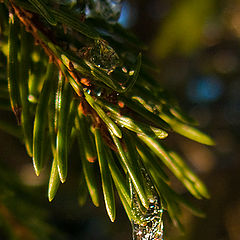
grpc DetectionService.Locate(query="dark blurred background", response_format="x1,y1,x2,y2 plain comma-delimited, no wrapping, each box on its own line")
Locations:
1,0,240,239
120,0,240,239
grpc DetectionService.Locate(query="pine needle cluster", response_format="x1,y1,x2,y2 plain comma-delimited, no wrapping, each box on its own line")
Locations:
0,0,214,237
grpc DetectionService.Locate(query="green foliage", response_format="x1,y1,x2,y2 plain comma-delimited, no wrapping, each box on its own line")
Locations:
0,0,214,238
152,0,217,57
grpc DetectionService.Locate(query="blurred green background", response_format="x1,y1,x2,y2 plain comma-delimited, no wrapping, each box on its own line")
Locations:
1,0,240,239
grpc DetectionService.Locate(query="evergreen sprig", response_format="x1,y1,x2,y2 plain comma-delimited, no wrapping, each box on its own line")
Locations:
0,0,214,236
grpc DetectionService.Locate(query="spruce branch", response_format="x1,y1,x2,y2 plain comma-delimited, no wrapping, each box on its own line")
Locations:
0,0,215,238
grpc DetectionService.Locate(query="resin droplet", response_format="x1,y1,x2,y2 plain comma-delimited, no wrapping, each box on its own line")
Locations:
86,0,123,23
88,40,121,74
131,170,164,240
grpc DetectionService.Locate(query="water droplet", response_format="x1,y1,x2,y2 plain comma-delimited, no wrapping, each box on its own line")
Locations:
131,170,164,240
122,66,128,73
88,40,121,74
152,107,158,114
28,94,37,103
95,88,102,97
129,70,135,76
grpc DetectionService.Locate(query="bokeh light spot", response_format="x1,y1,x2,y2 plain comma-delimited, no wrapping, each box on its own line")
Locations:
187,76,223,103
118,1,137,28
